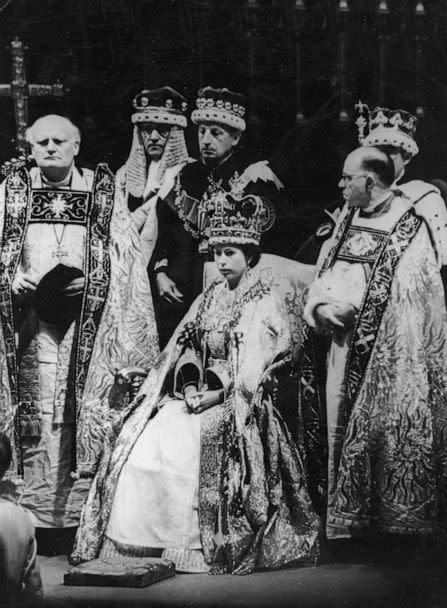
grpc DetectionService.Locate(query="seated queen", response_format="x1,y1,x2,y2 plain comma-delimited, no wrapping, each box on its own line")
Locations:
71,194,320,574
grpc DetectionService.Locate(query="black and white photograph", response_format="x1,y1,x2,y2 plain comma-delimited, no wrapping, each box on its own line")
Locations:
0,1,446,607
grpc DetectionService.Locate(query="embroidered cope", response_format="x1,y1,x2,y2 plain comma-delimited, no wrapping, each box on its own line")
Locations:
300,196,447,538
0,164,159,529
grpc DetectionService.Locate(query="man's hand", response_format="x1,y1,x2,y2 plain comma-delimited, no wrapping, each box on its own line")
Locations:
314,303,346,332
314,302,357,334
63,277,85,296
156,272,183,304
185,389,223,414
333,301,357,330
12,273,37,296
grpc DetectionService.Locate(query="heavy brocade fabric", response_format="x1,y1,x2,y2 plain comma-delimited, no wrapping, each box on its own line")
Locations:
328,224,447,534
72,277,320,572
398,179,447,267
301,217,447,535
116,144,189,266
0,165,159,485
74,167,159,478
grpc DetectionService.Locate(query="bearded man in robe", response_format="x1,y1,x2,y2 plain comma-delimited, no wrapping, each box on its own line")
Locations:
0,114,158,552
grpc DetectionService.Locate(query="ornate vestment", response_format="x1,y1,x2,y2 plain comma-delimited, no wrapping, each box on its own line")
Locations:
72,276,320,573
300,198,447,537
307,178,447,272
0,164,159,527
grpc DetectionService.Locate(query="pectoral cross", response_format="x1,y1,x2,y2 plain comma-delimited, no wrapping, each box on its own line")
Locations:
52,244,68,260
0,38,65,150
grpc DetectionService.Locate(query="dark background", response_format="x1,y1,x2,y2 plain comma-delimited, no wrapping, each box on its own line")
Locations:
0,0,446,253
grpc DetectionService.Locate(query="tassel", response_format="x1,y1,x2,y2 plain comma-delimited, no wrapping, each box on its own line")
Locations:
19,418,42,439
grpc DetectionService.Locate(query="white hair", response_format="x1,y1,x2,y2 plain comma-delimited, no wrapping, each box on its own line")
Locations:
26,114,81,145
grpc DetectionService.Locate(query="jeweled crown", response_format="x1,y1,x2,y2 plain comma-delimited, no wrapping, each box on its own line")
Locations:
355,101,419,156
208,190,274,247
132,86,188,128
191,86,247,132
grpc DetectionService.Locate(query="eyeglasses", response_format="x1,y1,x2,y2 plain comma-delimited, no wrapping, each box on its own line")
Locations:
339,172,368,184
140,124,170,138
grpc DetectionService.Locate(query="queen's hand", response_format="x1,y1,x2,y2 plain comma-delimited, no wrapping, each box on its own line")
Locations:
185,388,224,414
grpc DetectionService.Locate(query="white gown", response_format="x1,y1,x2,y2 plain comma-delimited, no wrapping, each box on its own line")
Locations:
106,397,201,550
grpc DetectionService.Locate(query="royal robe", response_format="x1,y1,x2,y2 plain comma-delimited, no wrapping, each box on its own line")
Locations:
72,275,320,574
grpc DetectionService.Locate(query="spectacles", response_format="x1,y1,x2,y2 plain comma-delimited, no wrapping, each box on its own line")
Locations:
140,124,170,138
339,172,368,184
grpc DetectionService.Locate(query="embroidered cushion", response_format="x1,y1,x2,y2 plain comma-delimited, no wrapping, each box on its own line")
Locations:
64,556,175,588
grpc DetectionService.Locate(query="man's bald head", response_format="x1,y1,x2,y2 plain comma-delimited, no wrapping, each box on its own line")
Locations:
26,114,81,182
346,146,395,188
339,146,395,208
26,114,81,146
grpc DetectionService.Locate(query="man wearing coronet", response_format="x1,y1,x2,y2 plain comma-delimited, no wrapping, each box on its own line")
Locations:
152,86,282,346
296,103,447,276
117,87,190,266
356,102,447,274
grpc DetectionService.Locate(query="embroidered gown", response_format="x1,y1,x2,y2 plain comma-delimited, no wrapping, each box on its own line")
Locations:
72,276,320,573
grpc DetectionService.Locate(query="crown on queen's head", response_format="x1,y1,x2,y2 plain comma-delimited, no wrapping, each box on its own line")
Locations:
191,86,247,132
355,101,419,157
208,192,274,247
131,86,188,128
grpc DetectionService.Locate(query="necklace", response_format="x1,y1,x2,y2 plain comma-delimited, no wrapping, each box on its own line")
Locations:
52,225,68,259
